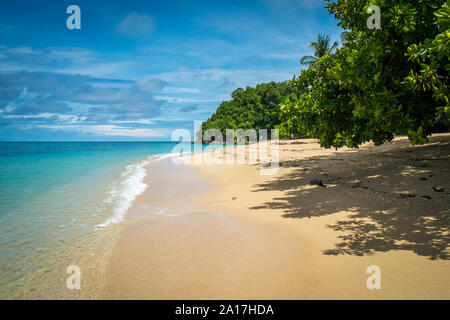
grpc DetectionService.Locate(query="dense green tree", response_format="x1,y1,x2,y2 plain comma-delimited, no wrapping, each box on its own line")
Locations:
199,81,295,141
280,0,449,148
405,2,449,128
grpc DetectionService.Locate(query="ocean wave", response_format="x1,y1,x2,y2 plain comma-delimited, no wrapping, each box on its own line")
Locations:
96,158,149,228
96,152,186,229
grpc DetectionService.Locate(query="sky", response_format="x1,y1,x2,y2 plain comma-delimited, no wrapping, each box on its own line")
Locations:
0,0,342,141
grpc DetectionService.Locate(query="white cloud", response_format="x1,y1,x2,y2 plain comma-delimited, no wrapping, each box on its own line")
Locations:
61,60,142,78
154,96,226,103
0,71,165,121
162,87,202,94
117,13,156,38
110,119,155,124
40,124,165,137
154,67,292,88
1,113,85,123
133,77,167,92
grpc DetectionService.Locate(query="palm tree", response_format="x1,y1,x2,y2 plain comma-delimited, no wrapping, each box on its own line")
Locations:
300,34,338,66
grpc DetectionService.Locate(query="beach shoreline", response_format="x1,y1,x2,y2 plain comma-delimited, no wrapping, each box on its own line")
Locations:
102,134,450,299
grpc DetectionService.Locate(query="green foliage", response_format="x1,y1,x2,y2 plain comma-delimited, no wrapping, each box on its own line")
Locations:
199,81,295,140
280,0,449,148
405,2,450,125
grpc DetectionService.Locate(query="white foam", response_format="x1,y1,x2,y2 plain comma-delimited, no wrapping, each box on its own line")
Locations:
96,158,150,228
96,152,191,229
152,151,191,162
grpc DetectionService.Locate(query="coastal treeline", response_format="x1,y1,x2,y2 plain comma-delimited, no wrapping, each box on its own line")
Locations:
201,0,449,148
279,0,449,148
199,81,296,139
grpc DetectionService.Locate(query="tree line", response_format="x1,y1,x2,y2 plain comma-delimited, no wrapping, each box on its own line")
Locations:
199,81,296,141
201,0,449,148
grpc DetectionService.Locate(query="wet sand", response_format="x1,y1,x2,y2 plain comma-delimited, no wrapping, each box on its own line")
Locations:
103,134,450,299
102,159,307,299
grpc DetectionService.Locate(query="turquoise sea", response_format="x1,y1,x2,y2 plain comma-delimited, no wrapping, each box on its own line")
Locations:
0,141,193,299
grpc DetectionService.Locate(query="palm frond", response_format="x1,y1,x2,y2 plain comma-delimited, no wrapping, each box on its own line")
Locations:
330,41,339,52
300,56,316,65
300,33,338,66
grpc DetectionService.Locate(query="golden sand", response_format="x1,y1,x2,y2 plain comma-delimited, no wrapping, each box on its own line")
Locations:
103,134,450,299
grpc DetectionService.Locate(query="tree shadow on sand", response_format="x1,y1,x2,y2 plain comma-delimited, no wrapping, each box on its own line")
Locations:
250,136,450,260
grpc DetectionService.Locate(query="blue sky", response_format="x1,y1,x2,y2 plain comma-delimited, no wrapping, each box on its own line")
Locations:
0,0,342,141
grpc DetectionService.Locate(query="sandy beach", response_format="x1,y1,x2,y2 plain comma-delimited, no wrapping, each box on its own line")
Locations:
103,134,450,299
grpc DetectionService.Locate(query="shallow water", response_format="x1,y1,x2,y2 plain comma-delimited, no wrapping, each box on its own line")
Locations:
0,141,187,299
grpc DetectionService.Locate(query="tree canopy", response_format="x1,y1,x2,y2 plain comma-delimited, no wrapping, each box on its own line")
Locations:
279,0,449,148
199,81,295,140
201,0,449,148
